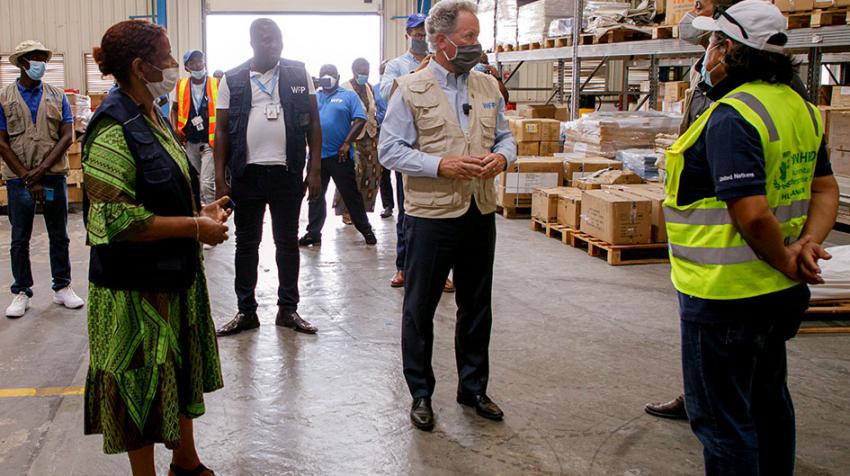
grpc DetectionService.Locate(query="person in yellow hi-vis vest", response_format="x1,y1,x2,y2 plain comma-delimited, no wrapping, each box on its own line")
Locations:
663,1,839,473
170,50,218,206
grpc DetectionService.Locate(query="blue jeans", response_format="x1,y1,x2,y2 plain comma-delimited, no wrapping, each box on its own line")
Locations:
6,176,72,296
681,316,800,476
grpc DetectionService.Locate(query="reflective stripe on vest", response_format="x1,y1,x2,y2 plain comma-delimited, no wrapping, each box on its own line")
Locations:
661,81,822,300
176,77,218,146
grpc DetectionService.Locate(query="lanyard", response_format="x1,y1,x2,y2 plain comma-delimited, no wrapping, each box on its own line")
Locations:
251,72,279,98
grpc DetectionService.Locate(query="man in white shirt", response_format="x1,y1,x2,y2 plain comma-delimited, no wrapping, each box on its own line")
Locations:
214,18,323,337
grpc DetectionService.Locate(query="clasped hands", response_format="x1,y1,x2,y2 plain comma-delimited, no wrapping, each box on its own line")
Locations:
780,235,832,285
437,153,507,180
196,195,233,246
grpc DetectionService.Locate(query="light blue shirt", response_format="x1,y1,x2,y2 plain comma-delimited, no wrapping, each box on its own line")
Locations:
378,60,517,178
379,52,421,102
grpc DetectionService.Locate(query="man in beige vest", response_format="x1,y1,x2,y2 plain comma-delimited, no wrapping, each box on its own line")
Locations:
0,41,83,319
378,0,516,432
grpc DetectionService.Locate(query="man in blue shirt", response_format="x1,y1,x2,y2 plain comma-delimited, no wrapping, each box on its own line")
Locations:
375,60,394,220
301,64,377,246
0,40,84,319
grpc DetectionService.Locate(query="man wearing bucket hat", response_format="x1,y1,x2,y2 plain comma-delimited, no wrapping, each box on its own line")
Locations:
0,40,84,319
170,50,219,207
662,0,839,472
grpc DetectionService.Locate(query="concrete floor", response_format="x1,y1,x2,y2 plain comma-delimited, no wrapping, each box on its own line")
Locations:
1,202,849,476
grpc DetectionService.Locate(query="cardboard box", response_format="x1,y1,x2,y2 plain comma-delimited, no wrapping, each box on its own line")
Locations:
557,187,583,229
772,0,814,11
510,119,542,142
67,185,84,203
580,189,652,245
602,184,668,242
662,100,685,115
497,157,565,207
832,87,850,108
554,105,569,122
0,186,6,207
518,142,540,156
68,140,81,155
828,110,850,151
663,81,689,102
532,187,572,222
539,119,562,142
561,155,623,184
90,93,107,111
539,141,562,156
68,152,82,169
575,169,644,190
665,0,695,26
523,104,557,119
67,169,84,185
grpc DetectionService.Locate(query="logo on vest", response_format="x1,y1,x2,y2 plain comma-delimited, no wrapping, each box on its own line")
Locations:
291,86,307,94
483,101,497,109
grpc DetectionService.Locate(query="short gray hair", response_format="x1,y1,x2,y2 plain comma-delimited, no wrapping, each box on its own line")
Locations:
426,0,478,52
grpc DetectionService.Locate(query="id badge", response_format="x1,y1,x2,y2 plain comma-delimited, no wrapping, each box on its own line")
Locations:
265,103,280,120
191,116,205,131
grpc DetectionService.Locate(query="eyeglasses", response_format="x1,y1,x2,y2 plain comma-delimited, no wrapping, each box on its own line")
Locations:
714,7,749,40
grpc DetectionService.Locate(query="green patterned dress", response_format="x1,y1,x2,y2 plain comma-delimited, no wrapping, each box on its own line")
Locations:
82,116,223,454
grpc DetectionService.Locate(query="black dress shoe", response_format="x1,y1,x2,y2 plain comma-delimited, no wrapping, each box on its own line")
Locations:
380,207,393,219
298,234,321,247
216,312,259,337
645,394,688,420
275,310,318,334
363,231,377,246
457,393,504,421
410,397,434,431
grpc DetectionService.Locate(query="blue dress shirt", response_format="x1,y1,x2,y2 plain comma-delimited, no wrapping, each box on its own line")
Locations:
0,80,73,130
378,60,517,178
379,52,422,102
373,83,387,126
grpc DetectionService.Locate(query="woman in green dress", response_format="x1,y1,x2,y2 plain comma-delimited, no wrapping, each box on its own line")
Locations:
83,20,230,476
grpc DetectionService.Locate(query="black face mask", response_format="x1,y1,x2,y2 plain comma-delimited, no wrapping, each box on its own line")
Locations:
445,40,483,74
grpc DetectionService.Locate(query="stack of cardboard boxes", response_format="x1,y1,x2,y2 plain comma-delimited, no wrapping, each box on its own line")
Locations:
509,118,563,156
496,156,564,209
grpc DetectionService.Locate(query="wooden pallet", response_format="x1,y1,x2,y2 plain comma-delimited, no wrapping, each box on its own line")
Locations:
567,231,669,266
544,36,570,49
786,7,850,29
652,25,678,40
497,205,531,219
530,218,573,239
584,29,652,45
518,42,543,51
801,300,850,334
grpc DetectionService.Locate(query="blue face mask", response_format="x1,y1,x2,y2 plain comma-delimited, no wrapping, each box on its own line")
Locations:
25,61,46,81
356,74,369,86
473,63,488,73
700,44,720,88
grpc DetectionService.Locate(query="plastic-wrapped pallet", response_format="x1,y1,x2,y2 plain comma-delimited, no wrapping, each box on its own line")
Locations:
616,149,659,180
563,111,680,159
517,0,574,45
478,0,518,50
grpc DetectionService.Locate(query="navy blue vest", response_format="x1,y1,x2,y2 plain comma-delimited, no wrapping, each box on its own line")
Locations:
83,89,200,292
183,91,209,144
225,58,312,178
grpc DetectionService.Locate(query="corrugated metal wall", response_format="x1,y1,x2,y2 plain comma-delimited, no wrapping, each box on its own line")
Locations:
383,0,417,63
0,0,151,92
167,0,204,79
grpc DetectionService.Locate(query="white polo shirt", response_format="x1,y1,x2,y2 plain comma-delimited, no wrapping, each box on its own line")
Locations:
216,67,315,165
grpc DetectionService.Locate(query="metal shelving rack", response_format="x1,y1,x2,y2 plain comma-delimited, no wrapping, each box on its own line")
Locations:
487,4,850,120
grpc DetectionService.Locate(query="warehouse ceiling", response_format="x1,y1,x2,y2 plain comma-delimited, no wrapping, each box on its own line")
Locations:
206,0,381,13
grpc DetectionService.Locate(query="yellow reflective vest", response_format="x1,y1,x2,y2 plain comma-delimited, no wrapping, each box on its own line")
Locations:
663,81,823,300
176,77,218,146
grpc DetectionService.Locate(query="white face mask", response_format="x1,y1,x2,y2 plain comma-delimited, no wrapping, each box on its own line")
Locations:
144,62,179,100
190,69,207,80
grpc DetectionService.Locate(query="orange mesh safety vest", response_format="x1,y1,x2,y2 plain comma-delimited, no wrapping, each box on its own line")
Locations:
176,77,218,146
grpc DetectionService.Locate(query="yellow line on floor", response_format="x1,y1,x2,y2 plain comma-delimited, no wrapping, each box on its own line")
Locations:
0,386,84,398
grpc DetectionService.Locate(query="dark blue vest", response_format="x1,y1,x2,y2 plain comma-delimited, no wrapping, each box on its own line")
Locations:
225,58,312,178
83,89,200,292
183,91,209,144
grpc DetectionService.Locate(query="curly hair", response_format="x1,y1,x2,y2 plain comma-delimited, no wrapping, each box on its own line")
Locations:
93,20,167,83
716,31,795,85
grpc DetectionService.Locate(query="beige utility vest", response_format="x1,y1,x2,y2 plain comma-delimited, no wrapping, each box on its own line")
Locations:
396,68,502,219
0,82,69,179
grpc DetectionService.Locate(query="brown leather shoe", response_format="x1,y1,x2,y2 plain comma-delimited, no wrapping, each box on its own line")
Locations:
215,312,260,337
443,278,455,293
391,271,405,288
644,394,688,420
275,310,318,334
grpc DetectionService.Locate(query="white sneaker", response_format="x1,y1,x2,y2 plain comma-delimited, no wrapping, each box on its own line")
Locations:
6,292,30,318
53,287,85,309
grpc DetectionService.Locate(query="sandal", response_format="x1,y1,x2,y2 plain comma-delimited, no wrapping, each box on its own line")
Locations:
168,463,215,476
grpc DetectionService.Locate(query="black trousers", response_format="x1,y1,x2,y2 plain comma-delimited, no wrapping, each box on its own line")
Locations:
380,167,394,210
306,157,372,237
395,171,406,271
231,164,304,314
401,200,496,399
